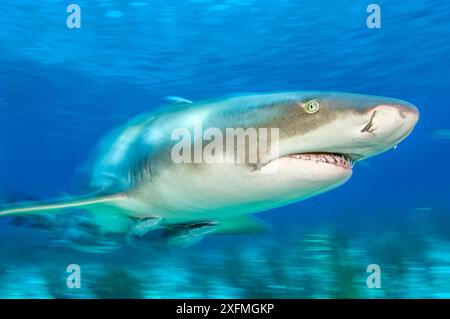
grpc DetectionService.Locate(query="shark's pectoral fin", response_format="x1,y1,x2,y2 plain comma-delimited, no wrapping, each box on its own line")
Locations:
165,221,217,247
164,216,271,247
130,216,163,237
213,215,272,235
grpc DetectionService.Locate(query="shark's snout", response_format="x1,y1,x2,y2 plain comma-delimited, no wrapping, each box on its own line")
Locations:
397,103,419,119
348,101,419,161
362,103,419,141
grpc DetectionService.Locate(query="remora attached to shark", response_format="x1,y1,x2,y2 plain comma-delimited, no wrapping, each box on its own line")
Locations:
0,92,419,247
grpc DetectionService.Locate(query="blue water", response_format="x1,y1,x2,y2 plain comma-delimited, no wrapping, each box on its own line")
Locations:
1,0,450,298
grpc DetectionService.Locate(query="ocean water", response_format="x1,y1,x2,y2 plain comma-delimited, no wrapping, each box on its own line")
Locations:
0,0,449,298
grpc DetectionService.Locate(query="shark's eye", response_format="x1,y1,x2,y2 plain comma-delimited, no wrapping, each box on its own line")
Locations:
304,100,320,113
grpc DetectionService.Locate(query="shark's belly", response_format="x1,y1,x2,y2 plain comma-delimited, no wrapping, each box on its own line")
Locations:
124,161,331,224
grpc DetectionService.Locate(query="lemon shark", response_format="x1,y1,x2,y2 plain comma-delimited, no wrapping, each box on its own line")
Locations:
0,92,419,247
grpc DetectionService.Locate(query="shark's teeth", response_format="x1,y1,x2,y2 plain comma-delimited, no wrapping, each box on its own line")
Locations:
288,153,353,169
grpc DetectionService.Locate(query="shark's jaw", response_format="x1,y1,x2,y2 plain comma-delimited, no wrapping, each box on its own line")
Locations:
282,152,355,170
258,151,354,193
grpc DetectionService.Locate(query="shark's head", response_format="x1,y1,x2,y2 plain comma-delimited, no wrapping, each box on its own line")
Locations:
243,91,420,204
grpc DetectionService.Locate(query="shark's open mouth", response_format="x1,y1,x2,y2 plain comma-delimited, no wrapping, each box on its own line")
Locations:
287,152,356,170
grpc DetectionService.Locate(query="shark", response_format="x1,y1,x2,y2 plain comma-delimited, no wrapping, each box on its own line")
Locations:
0,92,419,247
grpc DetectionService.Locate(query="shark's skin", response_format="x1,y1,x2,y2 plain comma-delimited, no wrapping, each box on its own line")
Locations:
0,92,419,246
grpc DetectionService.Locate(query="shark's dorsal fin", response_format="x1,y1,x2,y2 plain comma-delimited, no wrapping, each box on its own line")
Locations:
163,96,193,105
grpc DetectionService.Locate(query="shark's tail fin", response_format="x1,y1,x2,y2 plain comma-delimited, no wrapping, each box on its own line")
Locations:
0,194,126,218
0,193,134,234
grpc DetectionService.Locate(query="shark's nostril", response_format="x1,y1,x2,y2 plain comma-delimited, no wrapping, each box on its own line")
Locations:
361,110,377,133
